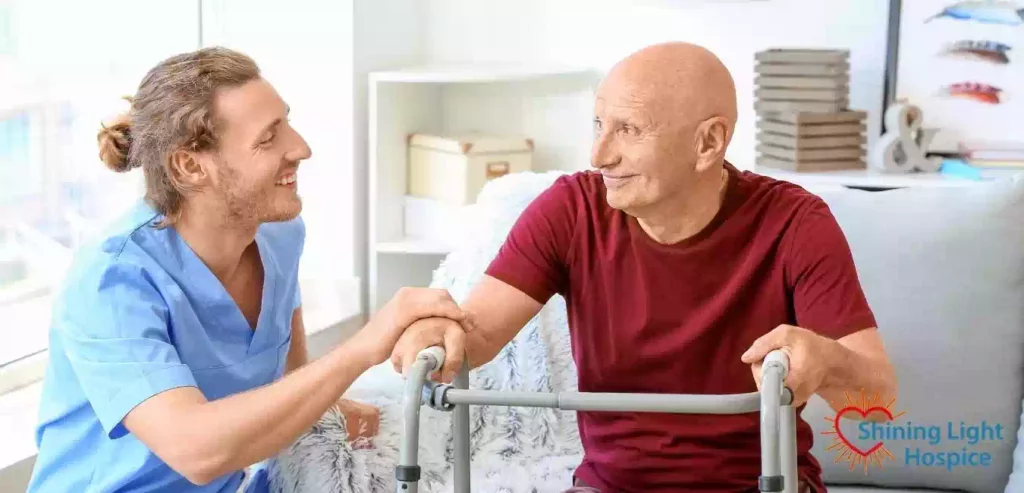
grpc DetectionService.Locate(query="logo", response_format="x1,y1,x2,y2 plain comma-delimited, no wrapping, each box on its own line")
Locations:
821,389,1004,474
821,389,904,472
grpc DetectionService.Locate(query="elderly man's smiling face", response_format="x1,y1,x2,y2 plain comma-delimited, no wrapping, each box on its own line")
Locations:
591,74,697,214
590,42,737,218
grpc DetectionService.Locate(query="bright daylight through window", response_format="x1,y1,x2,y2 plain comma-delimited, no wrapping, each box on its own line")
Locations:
0,0,358,397
0,0,202,395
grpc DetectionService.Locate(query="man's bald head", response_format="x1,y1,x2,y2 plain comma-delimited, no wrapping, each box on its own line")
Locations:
600,42,738,139
591,42,738,217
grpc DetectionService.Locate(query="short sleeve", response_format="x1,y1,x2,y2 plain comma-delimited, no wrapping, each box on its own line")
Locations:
484,176,579,304
292,216,305,311
784,198,877,340
58,261,198,439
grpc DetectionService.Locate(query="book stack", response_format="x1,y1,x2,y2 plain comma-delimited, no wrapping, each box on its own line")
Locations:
754,48,867,172
964,143,1024,169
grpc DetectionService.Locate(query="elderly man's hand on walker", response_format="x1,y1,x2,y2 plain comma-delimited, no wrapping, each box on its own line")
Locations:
742,324,837,407
391,315,469,384
742,324,897,418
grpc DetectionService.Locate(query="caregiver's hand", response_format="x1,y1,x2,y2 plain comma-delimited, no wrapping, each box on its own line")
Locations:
333,398,380,446
348,287,466,368
391,316,467,383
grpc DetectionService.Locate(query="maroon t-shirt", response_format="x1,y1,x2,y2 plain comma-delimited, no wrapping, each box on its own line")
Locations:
484,163,877,492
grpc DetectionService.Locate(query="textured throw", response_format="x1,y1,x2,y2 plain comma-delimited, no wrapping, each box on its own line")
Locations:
269,171,588,493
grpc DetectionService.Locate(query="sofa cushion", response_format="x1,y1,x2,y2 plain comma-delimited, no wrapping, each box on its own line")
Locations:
799,175,1024,493
828,487,960,493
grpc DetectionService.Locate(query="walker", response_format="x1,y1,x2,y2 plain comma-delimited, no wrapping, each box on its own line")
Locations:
395,347,798,493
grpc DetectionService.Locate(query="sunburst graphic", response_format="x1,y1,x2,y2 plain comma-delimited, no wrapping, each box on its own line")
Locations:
820,388,906,474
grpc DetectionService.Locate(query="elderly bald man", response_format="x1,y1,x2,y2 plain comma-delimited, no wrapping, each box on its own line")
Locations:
392,42,898,493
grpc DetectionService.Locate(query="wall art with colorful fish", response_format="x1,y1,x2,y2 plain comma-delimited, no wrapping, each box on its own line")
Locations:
891,0,1024,149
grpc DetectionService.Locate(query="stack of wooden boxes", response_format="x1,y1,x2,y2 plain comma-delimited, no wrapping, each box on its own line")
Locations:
754,48,867,172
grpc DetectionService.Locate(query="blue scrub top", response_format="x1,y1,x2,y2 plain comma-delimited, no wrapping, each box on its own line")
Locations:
26,201,304,493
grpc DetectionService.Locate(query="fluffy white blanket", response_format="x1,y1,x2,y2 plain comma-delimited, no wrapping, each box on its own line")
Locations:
269,171,586,493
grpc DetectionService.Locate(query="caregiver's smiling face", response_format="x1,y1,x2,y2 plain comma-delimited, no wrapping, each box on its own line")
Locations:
193,77,313,224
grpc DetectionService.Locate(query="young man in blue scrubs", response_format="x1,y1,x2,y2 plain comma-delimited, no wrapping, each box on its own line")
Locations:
26,47,468,492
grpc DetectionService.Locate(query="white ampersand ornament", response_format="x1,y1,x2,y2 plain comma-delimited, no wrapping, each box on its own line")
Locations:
871,103,943,173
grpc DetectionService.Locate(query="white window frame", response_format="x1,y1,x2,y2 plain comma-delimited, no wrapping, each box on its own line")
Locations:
0,99,76,396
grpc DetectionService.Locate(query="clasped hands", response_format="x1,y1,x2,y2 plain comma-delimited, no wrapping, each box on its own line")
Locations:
390,315,470,384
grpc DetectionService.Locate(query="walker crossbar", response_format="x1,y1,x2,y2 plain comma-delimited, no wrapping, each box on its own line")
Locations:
395,347,797,493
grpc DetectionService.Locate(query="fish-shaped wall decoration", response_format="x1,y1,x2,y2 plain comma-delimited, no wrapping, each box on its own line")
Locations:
941,82,1003,104
926,1,1024,25
941,40,1013,64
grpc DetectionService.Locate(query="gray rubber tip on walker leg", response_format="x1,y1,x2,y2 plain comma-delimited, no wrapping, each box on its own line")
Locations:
395,465,420,482
759,475,784,492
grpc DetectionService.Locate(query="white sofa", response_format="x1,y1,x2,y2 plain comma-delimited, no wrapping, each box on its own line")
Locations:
274,171,1024,493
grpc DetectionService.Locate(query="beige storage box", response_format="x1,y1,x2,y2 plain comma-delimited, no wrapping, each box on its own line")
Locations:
407,133,534,204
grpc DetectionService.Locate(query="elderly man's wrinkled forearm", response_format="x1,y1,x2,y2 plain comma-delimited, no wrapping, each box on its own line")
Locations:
462,326,506,371
817,337,898,421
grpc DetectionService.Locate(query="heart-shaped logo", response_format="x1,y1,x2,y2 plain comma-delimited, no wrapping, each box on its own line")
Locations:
834,406,896,456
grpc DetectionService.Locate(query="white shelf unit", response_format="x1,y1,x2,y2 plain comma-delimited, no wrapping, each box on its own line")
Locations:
367,64,601,312
754,165,1023,192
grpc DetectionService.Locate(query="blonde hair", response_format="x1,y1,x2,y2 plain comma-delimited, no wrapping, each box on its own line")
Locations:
96,46,261,225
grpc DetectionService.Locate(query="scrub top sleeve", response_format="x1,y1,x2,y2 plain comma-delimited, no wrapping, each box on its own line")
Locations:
290,216,305,312
59,261,199,439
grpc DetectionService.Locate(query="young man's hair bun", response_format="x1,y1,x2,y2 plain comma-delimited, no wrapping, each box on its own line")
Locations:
97,112,135,172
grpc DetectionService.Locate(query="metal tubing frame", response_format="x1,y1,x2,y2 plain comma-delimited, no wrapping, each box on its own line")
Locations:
396,348,798,493
394,350,441,492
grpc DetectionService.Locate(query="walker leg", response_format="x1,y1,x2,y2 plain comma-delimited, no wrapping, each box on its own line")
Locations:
396,349,446,493
759,384,783,492
759,350,790,493
453,362,471,493
396,376,425,492
781,405,798,493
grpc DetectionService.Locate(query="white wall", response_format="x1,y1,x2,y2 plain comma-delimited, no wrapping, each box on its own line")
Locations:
203,0,356,282
422,0,892,170
353,0,426,314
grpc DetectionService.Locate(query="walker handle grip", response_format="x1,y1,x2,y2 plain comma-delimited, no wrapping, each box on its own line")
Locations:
763,349,789,378
417,346,446,374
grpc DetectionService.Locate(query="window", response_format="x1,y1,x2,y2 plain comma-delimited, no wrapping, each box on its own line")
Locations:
0,0,201,395
0,0,358,397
